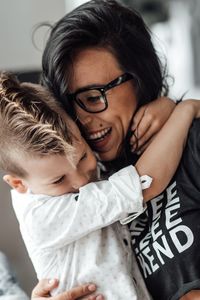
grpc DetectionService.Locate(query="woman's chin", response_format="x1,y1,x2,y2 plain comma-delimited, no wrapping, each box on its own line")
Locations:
97,148,119,162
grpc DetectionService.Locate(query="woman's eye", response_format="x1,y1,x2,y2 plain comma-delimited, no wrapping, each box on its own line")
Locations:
53,175,65,185
87,96,101,103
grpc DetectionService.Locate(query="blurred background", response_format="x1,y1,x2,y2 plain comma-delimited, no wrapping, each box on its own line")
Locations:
0,0,200,297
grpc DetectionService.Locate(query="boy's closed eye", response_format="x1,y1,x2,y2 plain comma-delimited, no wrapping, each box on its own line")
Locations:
52,175,65,185
79,152,87,162
51,152,87,185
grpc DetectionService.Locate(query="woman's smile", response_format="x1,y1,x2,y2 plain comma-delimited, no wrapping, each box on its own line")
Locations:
86,127,112,151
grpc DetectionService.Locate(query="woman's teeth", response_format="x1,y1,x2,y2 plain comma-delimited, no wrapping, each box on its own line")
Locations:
88,128,111,141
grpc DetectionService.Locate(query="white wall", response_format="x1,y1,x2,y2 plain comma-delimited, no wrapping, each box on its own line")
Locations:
65,0,88,12
0,0,66,71
151,0,200,98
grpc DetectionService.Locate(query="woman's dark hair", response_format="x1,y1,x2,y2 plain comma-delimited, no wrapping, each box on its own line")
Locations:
41,0,169,114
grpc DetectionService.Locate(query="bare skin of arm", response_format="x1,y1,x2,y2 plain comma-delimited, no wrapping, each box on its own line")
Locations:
180,290,200,300
135,99,200,202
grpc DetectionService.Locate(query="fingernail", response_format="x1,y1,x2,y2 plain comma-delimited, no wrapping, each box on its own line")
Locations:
48,279,56,285
96,295,104,300
88,284,96,291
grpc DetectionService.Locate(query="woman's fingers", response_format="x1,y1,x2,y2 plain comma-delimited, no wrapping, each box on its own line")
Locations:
81,294,104,300
31,279,59,298
54,284,97,300
31,280,100,300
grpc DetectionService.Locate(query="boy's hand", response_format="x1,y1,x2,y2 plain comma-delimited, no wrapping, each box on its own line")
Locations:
180,290,200,299
130,97,175,154
31,279,104,300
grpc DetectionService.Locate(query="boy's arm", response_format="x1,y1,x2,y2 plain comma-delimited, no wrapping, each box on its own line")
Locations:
135,99,200,201
16,166,144,248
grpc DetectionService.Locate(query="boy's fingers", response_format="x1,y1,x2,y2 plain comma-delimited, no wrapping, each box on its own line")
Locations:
131,106,146,131
131,120,151,151
134,114,152,140
130,132,137,145
136,124,158,150
136,135,156,155
131,131,156,153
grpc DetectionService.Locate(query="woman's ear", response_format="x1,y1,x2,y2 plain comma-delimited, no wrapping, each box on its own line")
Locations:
3,175,28,193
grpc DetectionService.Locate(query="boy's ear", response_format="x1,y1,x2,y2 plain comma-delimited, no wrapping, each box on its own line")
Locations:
3,175,28,193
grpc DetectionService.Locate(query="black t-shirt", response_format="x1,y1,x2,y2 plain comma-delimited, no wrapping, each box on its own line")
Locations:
130,119,200,300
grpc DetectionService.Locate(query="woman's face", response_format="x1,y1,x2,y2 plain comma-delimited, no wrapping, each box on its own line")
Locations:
68,48,138,161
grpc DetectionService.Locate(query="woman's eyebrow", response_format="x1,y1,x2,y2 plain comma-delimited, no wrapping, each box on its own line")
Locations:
74,82,105,93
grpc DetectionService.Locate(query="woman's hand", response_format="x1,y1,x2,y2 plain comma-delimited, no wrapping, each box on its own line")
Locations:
31,279,104,300
130,97,175,153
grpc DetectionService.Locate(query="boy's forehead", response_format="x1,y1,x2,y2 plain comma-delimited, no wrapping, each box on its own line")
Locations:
63,113,81,136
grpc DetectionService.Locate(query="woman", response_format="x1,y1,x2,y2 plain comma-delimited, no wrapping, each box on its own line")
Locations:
34,0,200,299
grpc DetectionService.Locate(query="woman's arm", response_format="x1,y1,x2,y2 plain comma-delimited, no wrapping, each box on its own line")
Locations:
135,99,200,201
31,279,103,300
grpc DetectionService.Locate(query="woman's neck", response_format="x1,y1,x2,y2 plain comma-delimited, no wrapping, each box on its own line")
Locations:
102,142,139,175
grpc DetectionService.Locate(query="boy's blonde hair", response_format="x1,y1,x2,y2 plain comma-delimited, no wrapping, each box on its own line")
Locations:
0,72,76,178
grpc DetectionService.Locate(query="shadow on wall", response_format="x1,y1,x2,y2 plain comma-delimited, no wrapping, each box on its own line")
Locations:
0,71,41,296
0,173,37,295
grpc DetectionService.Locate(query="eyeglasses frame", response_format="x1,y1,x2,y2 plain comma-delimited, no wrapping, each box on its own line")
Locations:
67,72,134,113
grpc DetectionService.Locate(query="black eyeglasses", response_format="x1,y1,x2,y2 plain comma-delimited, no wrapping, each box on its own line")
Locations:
67,73,134,113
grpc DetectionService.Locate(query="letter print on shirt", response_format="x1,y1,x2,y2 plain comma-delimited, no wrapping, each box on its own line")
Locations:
131,181,194,278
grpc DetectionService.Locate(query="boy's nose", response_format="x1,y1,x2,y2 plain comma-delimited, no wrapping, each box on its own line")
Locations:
71,174,89,190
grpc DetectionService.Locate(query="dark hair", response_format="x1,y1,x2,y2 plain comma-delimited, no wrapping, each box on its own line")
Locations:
41,0,169,115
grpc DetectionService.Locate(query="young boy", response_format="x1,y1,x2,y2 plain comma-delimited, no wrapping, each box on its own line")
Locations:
0,72,199,299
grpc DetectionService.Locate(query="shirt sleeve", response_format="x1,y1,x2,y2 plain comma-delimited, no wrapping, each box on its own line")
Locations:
12,166,149,249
